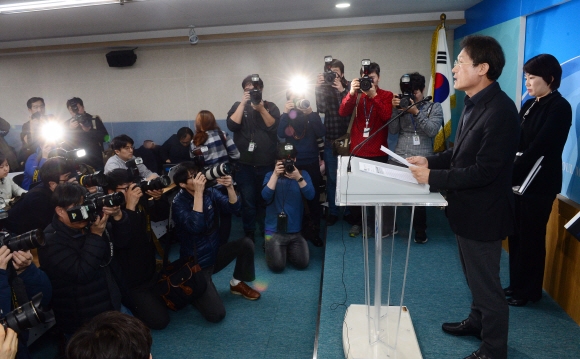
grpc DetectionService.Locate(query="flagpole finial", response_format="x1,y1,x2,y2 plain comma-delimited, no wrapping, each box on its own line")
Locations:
440,13,446,22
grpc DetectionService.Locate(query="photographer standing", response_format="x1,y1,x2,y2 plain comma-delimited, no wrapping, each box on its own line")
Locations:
227,75,280,241
38,183,131,336
105,169,170,330
315,59,352,226
262,144,315,272
278,91,325,247
388,73,443,243
339,62,394,238
64,98,109,171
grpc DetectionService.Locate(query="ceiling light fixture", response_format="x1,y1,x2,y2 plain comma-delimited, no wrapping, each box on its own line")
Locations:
0,0,134,14
335,3,350,8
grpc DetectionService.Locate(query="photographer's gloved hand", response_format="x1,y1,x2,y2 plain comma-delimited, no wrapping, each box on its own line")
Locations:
145,189,163,200
102,206,123,221
90,214,110,236
0,327,18,359
12,250,33,274
124,184,143,211
0,246,13,271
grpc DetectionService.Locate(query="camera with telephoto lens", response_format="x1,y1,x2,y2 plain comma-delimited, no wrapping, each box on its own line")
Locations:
293,98,310,110
134,175,171,192
358,59,373,92
76,171,108,188
48,147,87,163
397,74,414,109
66,192,125,223
0,229,45,252
201,162,233,188
125,157,143,180
249,74,262,105
323,55,338,84
0,293,52,334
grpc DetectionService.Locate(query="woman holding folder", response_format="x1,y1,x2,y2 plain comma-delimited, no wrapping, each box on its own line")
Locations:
505,54,572,306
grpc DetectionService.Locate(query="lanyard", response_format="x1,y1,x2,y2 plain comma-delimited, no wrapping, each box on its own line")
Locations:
410,103,421,132
363,97,374,127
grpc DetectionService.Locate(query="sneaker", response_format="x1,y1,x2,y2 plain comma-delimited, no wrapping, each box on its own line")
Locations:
326,214,339,226
230,282,261,300
363,225,374,238
381,228,399,238
349,225,361,237
414,231,428,244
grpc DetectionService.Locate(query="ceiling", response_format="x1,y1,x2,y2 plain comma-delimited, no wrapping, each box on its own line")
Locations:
0,0,483,50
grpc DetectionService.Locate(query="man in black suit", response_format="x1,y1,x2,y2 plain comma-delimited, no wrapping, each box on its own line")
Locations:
408,35,519,359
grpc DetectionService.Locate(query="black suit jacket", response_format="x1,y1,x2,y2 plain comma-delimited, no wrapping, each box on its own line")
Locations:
427,82,520,241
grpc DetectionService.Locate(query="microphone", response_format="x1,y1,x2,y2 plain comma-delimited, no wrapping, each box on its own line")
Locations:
346,96,433,172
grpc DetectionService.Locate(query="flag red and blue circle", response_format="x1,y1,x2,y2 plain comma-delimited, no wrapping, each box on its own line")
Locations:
434,73,450,103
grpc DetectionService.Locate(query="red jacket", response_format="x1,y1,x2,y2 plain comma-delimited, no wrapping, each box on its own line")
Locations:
339,88,393,157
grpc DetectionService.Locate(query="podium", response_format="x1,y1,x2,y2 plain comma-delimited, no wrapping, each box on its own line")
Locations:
336,156,447,359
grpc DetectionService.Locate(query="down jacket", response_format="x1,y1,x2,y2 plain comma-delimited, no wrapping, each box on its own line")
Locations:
172,187,240,268
38,213,131,334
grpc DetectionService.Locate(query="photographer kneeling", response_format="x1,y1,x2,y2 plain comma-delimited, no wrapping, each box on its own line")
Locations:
262,144,315,272
105,169,170,330
38,183,132,336
172,162,260,323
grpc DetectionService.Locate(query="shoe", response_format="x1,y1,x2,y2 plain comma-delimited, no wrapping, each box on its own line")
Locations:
349,225,361,237
441,318,481,339
381,228,399,238
363,225,374,238
503,286,514,297
326,214,339,226
507,297,529,306
230,282,261,300
463,350,483,359
343,213,357,226
310,235,324,247
414,231,428,244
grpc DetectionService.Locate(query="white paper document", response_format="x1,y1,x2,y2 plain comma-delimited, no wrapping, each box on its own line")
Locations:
380,146,414,167
358,161,418,184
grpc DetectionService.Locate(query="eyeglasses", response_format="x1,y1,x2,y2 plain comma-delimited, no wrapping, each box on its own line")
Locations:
122,146,134,150
116,187,129,192
454,60,478,68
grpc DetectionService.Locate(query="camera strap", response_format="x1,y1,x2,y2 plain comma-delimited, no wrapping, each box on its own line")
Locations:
8,267,29,309
345,93,362,137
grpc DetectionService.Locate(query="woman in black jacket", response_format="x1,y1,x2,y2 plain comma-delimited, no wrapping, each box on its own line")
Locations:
505,54,572,306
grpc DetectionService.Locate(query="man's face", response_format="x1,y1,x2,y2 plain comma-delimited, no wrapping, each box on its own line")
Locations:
68,103,85,117
368,72,380,88
452,49,483,94
180,134,192,147
57,199,89,229
115,144,134,162
109,182,132,203
330,67,343,79
179,170,198,193
28,100,46,116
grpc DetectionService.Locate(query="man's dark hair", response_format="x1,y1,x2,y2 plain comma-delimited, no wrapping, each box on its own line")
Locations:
460,35,505,81
241,75,264,90
177,127,194,140
52,182,86,208
360,62,380,77
66,97,84,109
523,53,562,90
65,311,152,359
39,157,71,185
276,143,298,160
105,168,133,192
330,59,345,75
406,72,426,92
111,135,135,151
26,97,44,109
173,161,200,186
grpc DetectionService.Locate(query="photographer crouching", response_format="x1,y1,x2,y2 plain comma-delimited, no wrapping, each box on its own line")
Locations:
278,90,325,247
104,169,170,330
172,162,260,323
38,183,132,337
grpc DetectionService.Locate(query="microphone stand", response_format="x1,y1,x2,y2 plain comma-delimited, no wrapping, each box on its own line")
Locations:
347,96,433,172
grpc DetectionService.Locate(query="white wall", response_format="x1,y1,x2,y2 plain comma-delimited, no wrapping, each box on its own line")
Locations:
0,29,453,126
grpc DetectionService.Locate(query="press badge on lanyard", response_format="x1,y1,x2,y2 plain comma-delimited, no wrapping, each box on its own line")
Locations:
248,141,256,152
363,98,373,138
413,132,420,145
363,128,370,138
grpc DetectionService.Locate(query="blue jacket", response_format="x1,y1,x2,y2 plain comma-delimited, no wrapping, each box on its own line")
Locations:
22,150,46,190
278,112,325,166
262,171,314,234
172,187,241,268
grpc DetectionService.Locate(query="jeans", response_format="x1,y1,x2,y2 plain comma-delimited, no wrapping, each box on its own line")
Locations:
236,163,272,233
265,232,309,272
323,143,339,216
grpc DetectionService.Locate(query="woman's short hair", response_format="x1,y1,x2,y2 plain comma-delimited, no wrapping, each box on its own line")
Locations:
523,54,562,90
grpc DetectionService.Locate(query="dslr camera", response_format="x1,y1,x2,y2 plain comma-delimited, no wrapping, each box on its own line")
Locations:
203,162,233,188
125,157,143,180
323,55,338,84
48,147,87,163
397,74,414,109
248,74,262,105
1,293,52,334
281,144,295,174
77,171,108,188
358,59,373,92
134,175,171,192
69,99,93,128
0,229,45,252
66,192,125,223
